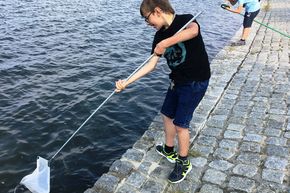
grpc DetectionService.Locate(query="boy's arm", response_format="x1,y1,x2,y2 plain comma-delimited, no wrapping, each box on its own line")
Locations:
154,22,199,56
225,0,243,14
226,5,243,14
115,55,160,92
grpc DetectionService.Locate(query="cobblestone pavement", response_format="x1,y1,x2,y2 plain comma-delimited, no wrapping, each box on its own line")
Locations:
85,0,290,192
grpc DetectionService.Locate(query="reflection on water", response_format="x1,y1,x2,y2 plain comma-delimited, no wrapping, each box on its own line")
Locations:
0,0,241,192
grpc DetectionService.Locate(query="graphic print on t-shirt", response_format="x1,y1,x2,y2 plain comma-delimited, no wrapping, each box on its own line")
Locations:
164,42,186,69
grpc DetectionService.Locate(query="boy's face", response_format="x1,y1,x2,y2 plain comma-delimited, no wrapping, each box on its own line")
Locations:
143,9,164,30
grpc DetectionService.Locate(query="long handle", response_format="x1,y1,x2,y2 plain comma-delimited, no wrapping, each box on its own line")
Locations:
49,11,203,163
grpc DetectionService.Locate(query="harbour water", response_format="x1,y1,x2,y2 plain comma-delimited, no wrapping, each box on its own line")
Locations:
0,0,241,192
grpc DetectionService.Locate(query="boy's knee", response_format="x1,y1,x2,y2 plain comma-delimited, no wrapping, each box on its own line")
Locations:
161,113,173,121
175,126,189,133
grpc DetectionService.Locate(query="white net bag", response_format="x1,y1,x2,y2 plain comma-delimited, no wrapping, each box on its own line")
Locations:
20,157,50,193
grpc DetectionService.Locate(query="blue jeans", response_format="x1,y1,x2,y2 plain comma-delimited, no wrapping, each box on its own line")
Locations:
161,80,209,128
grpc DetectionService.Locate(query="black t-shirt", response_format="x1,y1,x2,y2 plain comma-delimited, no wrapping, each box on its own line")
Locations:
151,14,211,83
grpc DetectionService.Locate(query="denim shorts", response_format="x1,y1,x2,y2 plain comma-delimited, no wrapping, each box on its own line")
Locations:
243,9,260,28
161,80,209,129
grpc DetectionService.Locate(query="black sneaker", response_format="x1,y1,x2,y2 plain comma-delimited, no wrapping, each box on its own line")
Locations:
231,39,246,46
155,144,178,163
168,159,192,183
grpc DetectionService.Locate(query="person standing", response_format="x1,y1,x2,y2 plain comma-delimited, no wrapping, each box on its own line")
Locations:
226,0,261,45
115,0,210,183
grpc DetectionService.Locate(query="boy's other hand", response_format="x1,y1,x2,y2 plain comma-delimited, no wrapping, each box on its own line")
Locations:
221,3,231,10
154,40,167,56
115,79,127,92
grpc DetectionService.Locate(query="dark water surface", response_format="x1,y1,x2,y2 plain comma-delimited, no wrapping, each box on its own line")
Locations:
0,0,241,192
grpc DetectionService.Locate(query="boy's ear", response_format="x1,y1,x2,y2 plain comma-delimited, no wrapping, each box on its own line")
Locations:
154,7,163,16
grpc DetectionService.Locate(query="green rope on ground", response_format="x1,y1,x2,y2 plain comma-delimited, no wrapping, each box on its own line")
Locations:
220,4,290,39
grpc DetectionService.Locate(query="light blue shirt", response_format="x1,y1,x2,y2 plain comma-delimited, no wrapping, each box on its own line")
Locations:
238,0,260,12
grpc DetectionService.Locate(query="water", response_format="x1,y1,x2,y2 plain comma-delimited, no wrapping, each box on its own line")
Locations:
0,0,241,192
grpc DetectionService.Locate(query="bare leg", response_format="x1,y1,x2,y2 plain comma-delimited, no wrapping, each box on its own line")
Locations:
162,114,176,147
176,126,190,157
242,27,251,40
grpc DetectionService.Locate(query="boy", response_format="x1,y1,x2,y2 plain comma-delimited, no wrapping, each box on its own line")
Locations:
115,0,210,183
226,0,260,45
